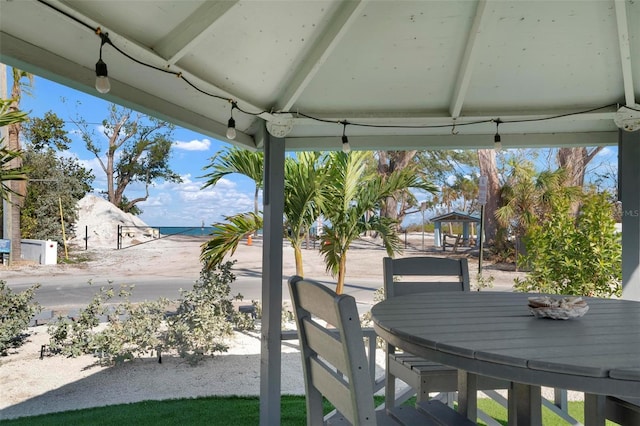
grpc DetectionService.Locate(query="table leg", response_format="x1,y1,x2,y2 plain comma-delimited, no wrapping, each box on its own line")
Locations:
584,393,606,426
457,370,478,421
513,382,542,426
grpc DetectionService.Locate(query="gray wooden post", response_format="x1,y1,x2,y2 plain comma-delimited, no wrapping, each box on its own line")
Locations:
259,131,285,425
620,129,640,300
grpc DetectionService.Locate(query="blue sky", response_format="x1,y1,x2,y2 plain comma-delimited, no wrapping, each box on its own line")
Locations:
13,75,618,228
17,75,258,227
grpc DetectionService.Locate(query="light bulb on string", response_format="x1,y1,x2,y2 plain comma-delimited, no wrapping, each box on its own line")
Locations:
341,121,351,153
95,31,111,94
493,119,502,151
226,102,237,140
226,117,236,140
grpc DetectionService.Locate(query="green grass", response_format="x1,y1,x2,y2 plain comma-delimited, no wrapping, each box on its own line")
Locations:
1,396,616,425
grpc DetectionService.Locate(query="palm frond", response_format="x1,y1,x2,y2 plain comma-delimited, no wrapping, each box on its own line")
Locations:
201,147,263,189
200,212,263,270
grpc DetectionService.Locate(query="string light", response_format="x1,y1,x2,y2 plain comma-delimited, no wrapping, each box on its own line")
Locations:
341,121,351,153
35,0,626,147
493,119,502,151
226,102,237,140
95,31,110,94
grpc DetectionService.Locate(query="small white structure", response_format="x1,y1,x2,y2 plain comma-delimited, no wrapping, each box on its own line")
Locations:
21,239,58,265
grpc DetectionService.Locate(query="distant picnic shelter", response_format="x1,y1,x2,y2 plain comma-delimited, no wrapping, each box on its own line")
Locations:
431,211,480,249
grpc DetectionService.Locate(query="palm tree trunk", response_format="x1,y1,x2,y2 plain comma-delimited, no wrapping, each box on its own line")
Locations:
293,244,304,277
336,253,347,294
8,98,23,260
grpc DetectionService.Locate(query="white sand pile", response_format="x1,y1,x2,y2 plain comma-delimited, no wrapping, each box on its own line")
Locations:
70,194,157,249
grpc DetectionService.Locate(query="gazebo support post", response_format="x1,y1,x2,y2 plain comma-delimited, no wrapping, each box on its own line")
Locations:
620,129,640,301
259,132,285,425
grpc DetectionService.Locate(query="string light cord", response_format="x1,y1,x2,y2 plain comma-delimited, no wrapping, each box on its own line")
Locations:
290,103,618,130
499,103,619,124
37,0,261,108
36,0,630,138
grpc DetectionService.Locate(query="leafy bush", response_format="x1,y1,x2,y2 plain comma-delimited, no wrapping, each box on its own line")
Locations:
0,281,41,355
514,192,621,297
165,261,240,364
48,284,168,364
47,261,254,365
473,273,495,291
48,284,114,358
92,286,169,364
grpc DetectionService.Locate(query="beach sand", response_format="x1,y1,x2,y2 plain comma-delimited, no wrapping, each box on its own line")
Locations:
1,233,538,420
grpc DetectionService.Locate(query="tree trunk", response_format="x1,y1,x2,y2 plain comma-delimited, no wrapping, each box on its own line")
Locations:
7,89,24,259
336,253,347,295
557,147,603,215
477,149,500,246
293,244,304,277
377,150,417,229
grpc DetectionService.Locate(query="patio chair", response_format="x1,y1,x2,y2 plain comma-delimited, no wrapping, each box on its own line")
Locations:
288,275,476,425
383,256,509,410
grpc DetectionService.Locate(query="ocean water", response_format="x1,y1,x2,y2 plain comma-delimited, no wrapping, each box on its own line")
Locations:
157,226,217,237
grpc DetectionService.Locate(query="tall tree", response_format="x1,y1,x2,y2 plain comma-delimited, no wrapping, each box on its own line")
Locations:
22,111,94,245
4,68,33,258
556,147,603,188
376,150,417,227
0,99,28,201
71,104,181,213
377,150,476,227
556,146,604,215
201,147,263,216
477,149,500,246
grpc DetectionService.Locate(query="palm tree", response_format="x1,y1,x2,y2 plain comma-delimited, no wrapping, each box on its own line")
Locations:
201,151,323,276
284,152,324,276
319,151,436,294
4,68,33,258
202,147,264,216
0,98,28,202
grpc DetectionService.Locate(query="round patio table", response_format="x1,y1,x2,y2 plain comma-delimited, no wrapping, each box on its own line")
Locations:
371,291,640,425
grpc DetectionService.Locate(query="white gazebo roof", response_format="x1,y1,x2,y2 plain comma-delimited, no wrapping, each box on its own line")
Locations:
1,0,638,151
2,2,639,425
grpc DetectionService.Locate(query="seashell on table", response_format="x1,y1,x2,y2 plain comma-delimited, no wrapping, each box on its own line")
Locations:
527,296,589,320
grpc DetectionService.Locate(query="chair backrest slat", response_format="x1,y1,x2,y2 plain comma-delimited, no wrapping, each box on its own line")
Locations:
289,276,377,425
383,256,470,298
308,357,354,418
301,317,348,374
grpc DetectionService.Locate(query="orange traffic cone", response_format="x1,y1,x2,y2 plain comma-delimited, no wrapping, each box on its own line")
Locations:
247,234,253,246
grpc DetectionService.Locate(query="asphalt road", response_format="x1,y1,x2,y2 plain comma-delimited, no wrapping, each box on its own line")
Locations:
4,271,381,315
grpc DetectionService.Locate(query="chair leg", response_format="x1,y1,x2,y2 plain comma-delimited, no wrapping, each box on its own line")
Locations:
385,373,397,408
457,370,478,421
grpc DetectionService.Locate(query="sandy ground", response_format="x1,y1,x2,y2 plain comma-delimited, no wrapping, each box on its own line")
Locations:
1,233,539,420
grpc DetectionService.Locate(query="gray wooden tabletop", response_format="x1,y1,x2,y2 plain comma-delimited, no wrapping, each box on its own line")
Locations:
371,291,640,397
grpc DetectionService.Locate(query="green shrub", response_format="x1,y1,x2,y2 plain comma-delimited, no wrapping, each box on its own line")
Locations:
48,284,168,364
46,261,254,365
0,281,41,355
515,192,621,297
48,284,113,358
165,261,238,364
92,286,169,364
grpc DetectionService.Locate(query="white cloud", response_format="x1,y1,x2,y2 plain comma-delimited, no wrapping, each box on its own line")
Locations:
135,176,254,226
174,138,211,151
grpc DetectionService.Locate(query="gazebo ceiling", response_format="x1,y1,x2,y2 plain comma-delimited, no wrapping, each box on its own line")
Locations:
1,0,639,151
